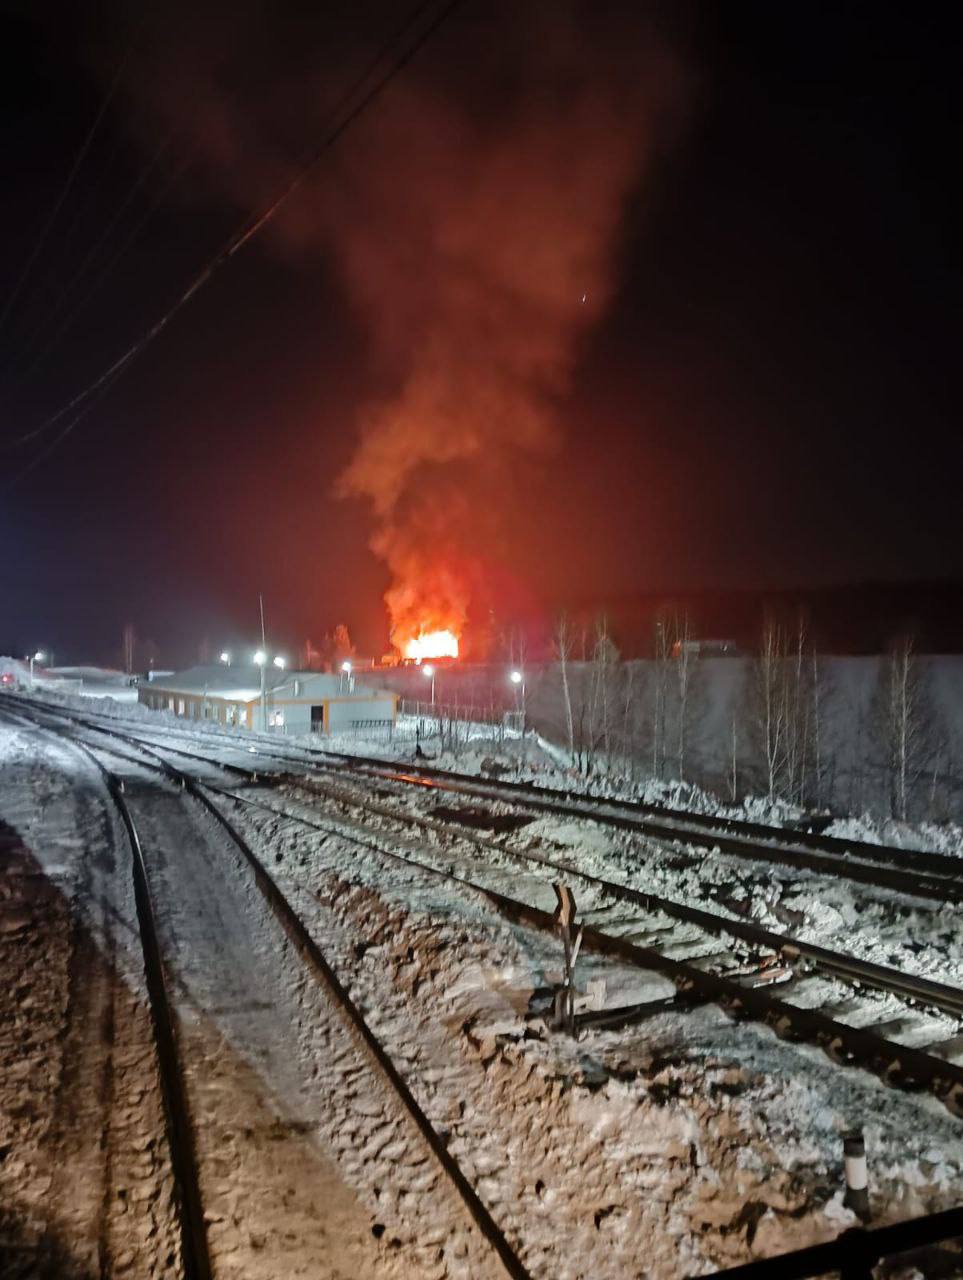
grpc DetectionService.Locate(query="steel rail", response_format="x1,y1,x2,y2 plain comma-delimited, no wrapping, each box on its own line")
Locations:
10,699,963,1119
699,1204,963,1280
13,696,963,1022
306,773,962,1024
7,698,532,1279
242,764,963,1022
318,744,963,881
11,694,961,905
190,775,963,1117
324,762,963,903
0,706,212,1280
14,693,961,880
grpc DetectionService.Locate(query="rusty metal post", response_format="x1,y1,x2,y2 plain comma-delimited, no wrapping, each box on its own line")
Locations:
552,884,582,1035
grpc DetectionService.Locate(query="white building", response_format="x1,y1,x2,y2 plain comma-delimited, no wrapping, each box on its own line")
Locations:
138,664,397,734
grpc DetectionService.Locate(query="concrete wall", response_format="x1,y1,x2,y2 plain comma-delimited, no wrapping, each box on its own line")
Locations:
326,695,395,731
526,655,963,820
246,693,396,734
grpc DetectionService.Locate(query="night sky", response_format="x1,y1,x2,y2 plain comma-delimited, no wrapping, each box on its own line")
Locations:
1,1,960,665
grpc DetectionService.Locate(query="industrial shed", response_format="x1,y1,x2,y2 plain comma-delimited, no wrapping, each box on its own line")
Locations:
138,664,397,734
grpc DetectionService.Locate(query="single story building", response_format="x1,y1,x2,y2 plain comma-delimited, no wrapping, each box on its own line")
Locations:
138,664,397,734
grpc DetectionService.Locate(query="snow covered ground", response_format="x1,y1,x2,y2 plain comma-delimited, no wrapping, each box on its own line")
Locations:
209,775,963,1276
13,677,962,857
1,696,962,1276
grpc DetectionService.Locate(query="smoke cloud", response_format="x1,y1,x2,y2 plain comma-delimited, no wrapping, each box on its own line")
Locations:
123,2,686,653
322,7,684,652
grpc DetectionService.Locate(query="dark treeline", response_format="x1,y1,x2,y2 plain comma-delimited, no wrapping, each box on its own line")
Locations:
543,580,963,657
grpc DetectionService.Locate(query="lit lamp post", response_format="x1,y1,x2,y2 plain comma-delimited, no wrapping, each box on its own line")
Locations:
252,650,285,730
219,651,231,666
509,669,526,732
272,656,286,731
29,650,46,689
341,660,352,694
253,650,267,731
423,663,436,707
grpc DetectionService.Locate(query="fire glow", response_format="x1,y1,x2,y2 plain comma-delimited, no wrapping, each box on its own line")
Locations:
403,629,459,661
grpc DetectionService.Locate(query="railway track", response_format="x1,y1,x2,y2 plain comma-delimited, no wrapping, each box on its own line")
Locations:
1,699,532,1280
268,771,963,1022
12,699,963,1117
15,694,963,904
213,777,963,1114
11,701,963,1021
0,706,211,1279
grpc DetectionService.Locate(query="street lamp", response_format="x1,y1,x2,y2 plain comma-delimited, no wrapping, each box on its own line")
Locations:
253,650,268,731
340,660,352,694
220,651,231,665
423,663,436,707
29,650,46,688
509,669,526,733
273,655,286,669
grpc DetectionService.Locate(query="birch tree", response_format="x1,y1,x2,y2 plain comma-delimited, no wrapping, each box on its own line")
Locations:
652,611,671,780
588,617,620,773
875,635,931,821
553,613,576,766
749,613,825,806
674,611,693,783
754,617,788,803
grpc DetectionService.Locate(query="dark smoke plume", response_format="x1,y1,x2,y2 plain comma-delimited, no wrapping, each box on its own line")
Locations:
122,2,687,652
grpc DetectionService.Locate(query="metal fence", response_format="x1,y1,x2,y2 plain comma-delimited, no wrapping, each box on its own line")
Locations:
323,704,523,753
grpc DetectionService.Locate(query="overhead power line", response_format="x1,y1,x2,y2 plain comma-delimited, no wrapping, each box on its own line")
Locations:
0,30,135,337
7,0,463,483
23,132,182,376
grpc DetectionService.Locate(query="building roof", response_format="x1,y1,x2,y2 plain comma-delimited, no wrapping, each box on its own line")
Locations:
144,664,393,703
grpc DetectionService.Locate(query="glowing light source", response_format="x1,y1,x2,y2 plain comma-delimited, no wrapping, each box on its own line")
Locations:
341,661,352,674
404,629,459,661
253,650,266,666
273,655,286,669
220,651,231,665
509,670,523,685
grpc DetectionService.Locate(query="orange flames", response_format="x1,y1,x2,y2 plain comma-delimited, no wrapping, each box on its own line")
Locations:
403,628,460,661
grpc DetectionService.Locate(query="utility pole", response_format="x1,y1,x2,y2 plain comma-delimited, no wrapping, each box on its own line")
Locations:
259,593,267,733
28,650,46,688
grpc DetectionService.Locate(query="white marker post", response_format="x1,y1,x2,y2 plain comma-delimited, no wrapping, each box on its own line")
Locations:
843,1130,870,1222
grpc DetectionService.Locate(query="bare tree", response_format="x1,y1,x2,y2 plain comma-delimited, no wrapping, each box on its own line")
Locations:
875,635,932,821
587,617,620,773
141,637,159,673
553,613,576,766
749,613,824,806
300,638,324,670
620,661,640,780
122,623,136,675
729,714,739,803
754,617,788,803
651,611,672,779
674,611,693,783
